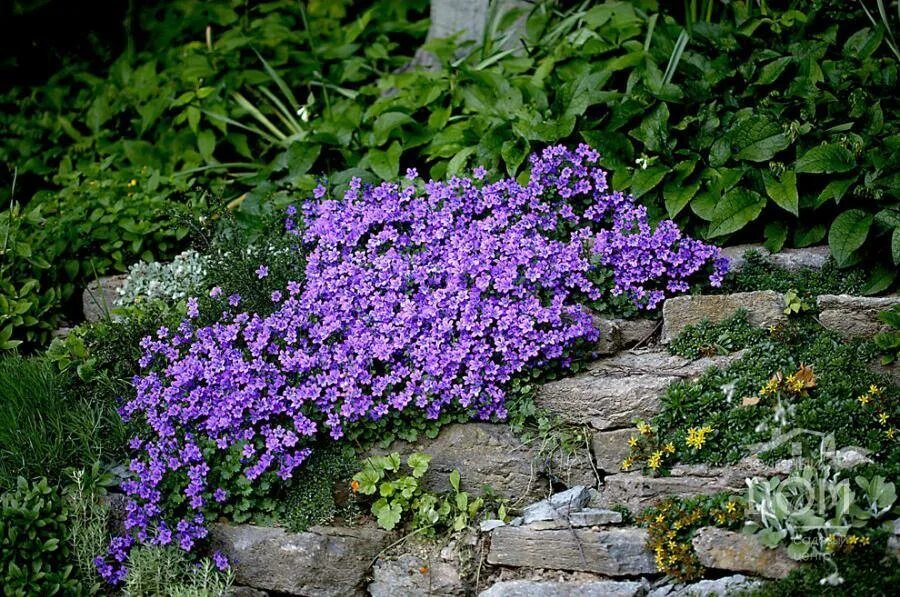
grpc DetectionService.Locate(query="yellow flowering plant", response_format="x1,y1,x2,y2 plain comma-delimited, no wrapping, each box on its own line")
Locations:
621,420,676,476
855,384,897,441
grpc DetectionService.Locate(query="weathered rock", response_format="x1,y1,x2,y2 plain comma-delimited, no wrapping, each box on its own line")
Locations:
82,274,128,322
592,317,659,355
480,519,507,533
691,527,800,579
592,429,637,473
210,524,389,596
662,291,785,343
720,244,769,270
479,579,646,597
568,508,623,527
769,246,831,271
369,554,465,597
486,526,655,575
536,349,739,430
647,574,762,596
522,501,560,525
548,486,591,511
597,457,788,510
227,587,269,597
817,294,900,338
367,423,595,499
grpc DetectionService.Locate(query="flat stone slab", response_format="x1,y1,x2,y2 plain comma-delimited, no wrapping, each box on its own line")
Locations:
486,526,655,575
367,423,595,499
536,349,739,430
597,458,788,510
662,291,785,343
593,316,659,355
817,294,900,338
479,579,646,597
592,429,638,473
83,274,129,322
210,523,389,596
720,245,830,272
691,527,800,579
369,554,465,596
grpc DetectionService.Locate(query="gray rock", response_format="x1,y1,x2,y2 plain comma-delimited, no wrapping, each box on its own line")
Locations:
366,423,594,500
82,274,129,322
817,294,900,338
479,579,646,597
568,508,623,527
522,501,560,525
662,291,786,343
888,519,900,559
592,429,637,473
721,244,769,271
597,457,785,511
769,246,831,271
647,574,762,596
536,349,740,430
369,554,465,597
832,446,873,469
227,588,269,597
486,526,655,575
592,317,659,355
548,486,591,511
209,523,389,596
480,519,507,533
691,527,800,579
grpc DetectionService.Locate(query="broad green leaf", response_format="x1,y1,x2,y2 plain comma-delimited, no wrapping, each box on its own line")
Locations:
630,103,670,154
664,178,701,218
629,165,668,198
828,209,873,267
449,469,461,492
862,264,896,295
501,137,529,176
795,144,855,174
730,116,791,162
764,221,789,253
197,130,215,162
368,142,402,180
755,56,792,85
708,188,766,237
763,170,798,216
447,146,475,176
285,143,321,179
407,453,431,479
794,224,826,247
373,112,416,146
815,177,855,207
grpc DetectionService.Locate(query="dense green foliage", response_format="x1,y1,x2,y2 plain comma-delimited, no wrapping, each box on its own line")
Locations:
723,250,870,296
280,445,360,533
0,356,121,489
657,317,898,470
3,0,898,350
0,477,78,596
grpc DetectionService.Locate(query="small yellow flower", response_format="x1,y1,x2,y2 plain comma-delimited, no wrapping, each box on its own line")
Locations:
628,435,638,448
656,514,665,524
760,377,780,396
725,501,737,513
128,178,138,187
858,394,871,406
878,412,889,426
886,428,896,439
638,421,653,436
664,442,675,454
685,426,713,450
621,457,633,471
869,384,883,396
648,450,663,470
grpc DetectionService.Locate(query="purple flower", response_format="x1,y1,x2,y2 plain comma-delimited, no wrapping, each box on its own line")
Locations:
228,294,241,307
186,297,199,319
212,551,229,571
313,184,326,199
209,286,223,298
271,290,283,303
405,167,418,180
256,265,269,279
473,166,487,180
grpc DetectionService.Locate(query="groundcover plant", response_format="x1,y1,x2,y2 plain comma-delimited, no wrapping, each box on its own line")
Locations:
96,145,728,582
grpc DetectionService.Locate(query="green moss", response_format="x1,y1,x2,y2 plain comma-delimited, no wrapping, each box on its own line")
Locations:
724,251,869,299
668,310,766,360
279,444,361,533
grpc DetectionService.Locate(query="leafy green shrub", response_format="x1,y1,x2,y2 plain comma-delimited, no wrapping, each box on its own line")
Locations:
0,355,120,489
0,477,79,596
352,452,490,534
723,250,869,297
65,463,116,594
123,546,233,597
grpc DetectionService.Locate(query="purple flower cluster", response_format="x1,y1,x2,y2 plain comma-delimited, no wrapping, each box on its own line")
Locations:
97,145,727,582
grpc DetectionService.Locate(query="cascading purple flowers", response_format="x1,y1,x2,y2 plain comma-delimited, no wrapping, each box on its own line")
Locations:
97,145,727,582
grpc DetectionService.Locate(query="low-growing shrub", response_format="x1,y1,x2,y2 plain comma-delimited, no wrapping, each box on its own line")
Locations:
280,444,360,533
0,477,79,596
118,546,233,597
667,309,765,359
98,146,728,582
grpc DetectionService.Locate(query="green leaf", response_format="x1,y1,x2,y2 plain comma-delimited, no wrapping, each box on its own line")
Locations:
795,144,855,174
629,165,668,198
373,112,416,146
730,116,791,162
407,453,431,479
764,221,789,253
630,103,669,154
285,143,321,179
828,209,873,267
763,170,798,216
501,138,530,176
794,224,827,247
815,177,855,207
197,130,215,162
755,56,792,85
708,188,766,237
367,142,402,180
664,179,701,219
449,469,461,492
373,499,403,530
